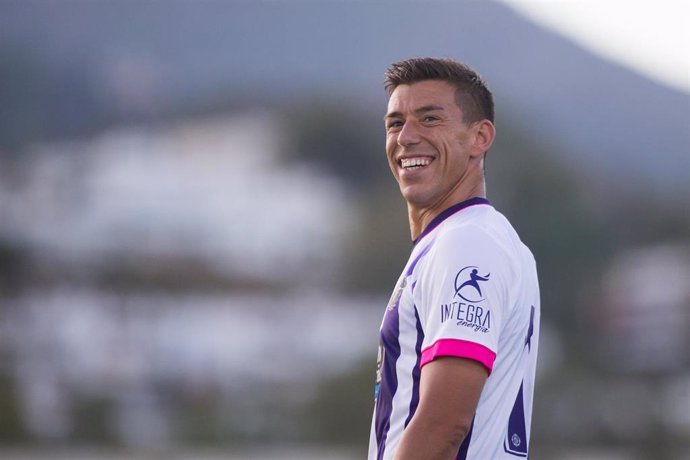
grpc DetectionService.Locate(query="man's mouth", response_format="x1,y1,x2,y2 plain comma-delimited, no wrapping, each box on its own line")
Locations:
400,157,433,170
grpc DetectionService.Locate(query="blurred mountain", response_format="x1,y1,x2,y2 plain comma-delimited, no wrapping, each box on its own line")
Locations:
1,0,688,196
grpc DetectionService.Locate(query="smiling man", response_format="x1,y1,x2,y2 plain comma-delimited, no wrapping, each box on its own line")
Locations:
369,58,541,460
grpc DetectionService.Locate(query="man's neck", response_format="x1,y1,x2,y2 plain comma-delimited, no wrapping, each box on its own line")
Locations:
407,182,486,241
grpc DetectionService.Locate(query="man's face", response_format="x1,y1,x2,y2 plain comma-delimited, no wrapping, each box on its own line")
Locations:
385,80,482,212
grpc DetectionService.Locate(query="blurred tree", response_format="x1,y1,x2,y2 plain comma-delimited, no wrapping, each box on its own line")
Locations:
340,186,410,294
489,124,617,360
0,242,28,297
0,371,28,442
0,45,122,152
303,359,373,454
282,103,389,187
71,396,116,445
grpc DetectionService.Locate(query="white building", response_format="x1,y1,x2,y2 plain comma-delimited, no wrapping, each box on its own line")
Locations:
0,112,379,446
1,112,353,283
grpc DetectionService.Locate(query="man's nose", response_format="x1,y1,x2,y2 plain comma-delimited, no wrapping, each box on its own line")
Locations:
397,120,421,147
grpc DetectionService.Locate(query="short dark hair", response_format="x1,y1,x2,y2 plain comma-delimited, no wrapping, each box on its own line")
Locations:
384,57,494,124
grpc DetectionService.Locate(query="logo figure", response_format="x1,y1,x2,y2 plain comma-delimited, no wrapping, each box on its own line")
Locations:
454,266,490,302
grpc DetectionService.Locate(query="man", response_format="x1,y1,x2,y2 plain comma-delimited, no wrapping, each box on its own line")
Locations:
369,57,540,460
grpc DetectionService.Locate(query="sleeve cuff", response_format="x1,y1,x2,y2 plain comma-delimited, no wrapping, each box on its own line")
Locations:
421,338,496,374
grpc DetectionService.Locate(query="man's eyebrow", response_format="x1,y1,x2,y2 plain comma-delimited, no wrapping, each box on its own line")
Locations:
384,105,446,120
384,111,402,121
415,104,445,114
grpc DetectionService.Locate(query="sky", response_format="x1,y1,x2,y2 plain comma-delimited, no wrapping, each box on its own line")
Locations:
499,0,690,93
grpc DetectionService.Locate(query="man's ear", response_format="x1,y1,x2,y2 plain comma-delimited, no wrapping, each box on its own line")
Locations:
470,120,496,158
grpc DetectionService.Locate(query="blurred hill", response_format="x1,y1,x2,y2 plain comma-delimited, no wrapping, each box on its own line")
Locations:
1,0,688,197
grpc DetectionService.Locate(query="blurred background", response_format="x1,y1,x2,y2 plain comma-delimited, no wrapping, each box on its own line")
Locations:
0,1,688,459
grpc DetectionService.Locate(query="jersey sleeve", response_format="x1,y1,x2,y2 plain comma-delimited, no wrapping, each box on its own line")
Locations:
413,225,514,374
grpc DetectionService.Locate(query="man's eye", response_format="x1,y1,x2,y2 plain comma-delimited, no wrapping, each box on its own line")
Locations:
423,116,439,122
386,121,403,130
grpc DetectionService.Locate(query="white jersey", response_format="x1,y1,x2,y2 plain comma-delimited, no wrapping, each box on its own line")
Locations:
369,197,540,460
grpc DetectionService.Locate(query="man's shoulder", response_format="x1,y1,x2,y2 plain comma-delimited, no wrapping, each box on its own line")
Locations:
432,206,531,266
438,205,514,243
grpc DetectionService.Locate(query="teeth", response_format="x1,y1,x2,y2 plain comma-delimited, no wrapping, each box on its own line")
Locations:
401,157,431,169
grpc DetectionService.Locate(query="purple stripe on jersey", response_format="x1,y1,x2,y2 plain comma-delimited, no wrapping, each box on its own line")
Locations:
375,299,401,459
406,243,432,276
413,197,491,246
456,416,475,460
403,306,424,428
503,382,528,457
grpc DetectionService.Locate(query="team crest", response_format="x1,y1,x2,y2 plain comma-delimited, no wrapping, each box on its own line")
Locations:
387,276,407,311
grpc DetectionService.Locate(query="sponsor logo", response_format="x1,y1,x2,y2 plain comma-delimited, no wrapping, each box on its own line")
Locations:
442,266,492,332
440,301,491,333
454,266,490,303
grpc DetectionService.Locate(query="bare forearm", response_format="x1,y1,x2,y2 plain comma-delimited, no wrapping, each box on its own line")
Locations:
392,357,486,459
393,417,468,460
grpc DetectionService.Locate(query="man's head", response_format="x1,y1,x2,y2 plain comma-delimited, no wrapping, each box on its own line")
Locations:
383,58,496,225
384,57,494,125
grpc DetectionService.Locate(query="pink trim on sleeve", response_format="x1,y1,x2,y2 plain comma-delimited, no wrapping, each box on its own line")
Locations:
421,339,496,374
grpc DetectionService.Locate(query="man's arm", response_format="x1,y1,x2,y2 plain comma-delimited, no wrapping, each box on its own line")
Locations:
393,356,488,460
